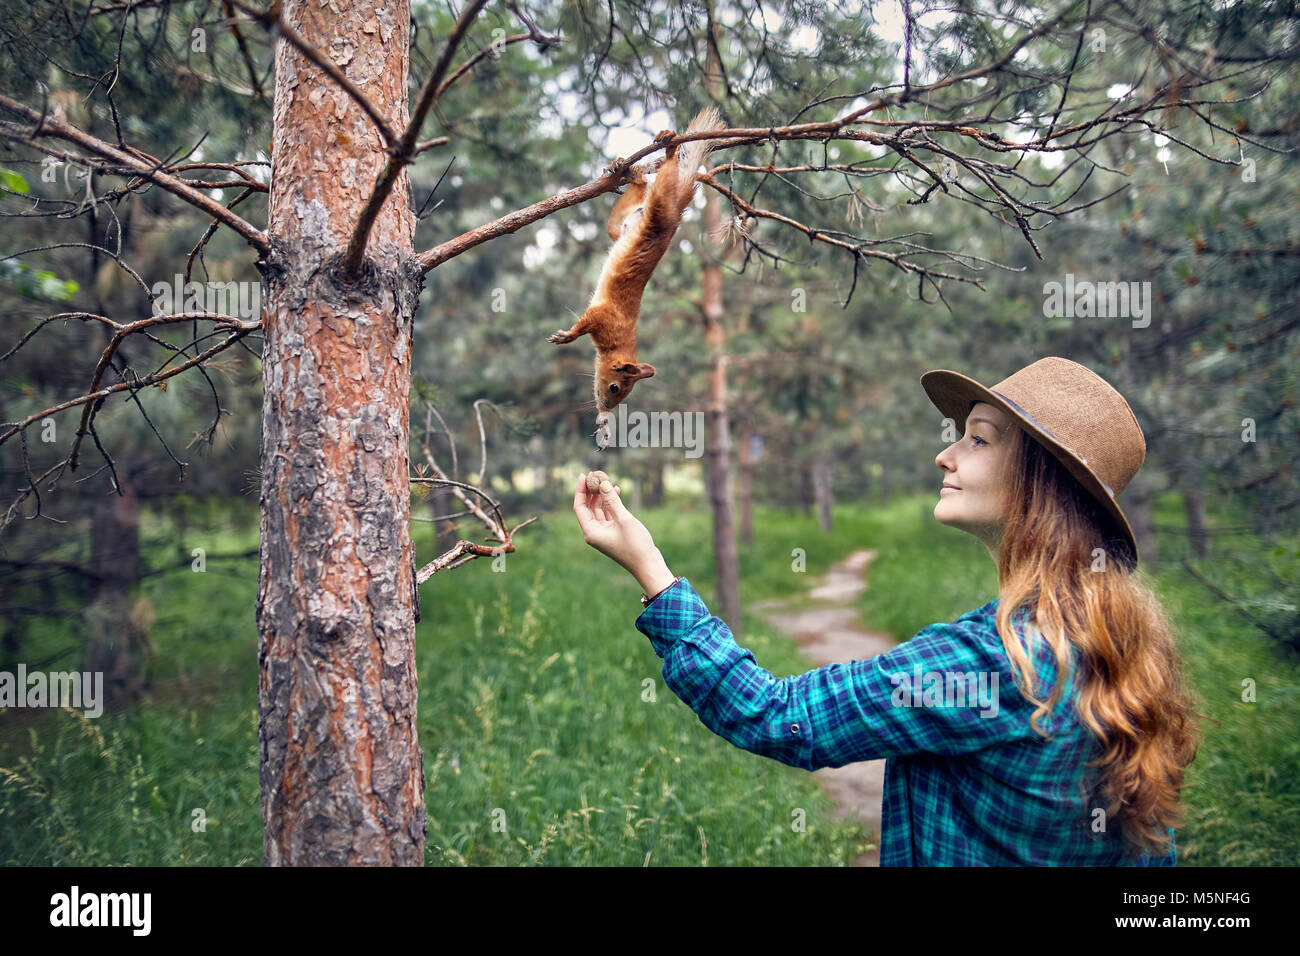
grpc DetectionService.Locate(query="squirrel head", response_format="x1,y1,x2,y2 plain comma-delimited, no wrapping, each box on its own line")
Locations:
594,359,655,412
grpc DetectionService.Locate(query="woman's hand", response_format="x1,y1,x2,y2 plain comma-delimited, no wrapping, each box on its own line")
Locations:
572,473,675,595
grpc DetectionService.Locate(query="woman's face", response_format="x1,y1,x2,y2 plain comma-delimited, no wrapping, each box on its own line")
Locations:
933,401,1019,552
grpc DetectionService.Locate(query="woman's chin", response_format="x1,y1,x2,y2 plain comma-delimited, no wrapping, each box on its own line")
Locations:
933,500,965,529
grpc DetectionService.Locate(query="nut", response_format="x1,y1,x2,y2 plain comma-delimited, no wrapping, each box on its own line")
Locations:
586,470,611,494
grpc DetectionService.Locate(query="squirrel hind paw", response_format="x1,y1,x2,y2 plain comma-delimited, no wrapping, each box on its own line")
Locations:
654,129,677,142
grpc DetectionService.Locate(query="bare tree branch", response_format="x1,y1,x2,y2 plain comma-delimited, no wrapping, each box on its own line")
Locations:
342,0,493,277
0,93,270,253
412,399,536,582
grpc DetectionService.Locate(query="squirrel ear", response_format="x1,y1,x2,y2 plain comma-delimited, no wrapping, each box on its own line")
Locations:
612,362,656,380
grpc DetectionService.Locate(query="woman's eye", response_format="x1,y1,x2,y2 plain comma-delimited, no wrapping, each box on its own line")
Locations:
970,435,987,447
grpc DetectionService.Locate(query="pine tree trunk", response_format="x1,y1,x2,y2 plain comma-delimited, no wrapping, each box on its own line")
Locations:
702,21,741,629
629,469,644,511
738,426,754,548
1162,327,1209,557
645,458,664,508
1182,480,1210,558
852,454,870,501
533,435,551,503
85,473,145,705
433,481,457,555
813,453,833,533
701,233,740,628
255,0,425,866
799,459,813,514
1125,472,1157,565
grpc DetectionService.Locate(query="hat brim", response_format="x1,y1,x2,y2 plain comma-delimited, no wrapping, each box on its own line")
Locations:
920,368,1140,568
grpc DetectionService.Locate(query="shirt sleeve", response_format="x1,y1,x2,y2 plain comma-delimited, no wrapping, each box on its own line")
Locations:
635,577,1056,771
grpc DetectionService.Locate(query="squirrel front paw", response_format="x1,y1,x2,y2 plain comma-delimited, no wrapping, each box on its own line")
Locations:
593,413,612,451
604,159,645,185
654,129,679,157
548,329,576,344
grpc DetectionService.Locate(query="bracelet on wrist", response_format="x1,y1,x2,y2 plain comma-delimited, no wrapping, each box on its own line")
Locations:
640,576,682,607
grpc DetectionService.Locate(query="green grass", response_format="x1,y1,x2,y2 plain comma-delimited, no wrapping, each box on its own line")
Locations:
1153,564,1300,865
1,490,1295,865
0,508,263,866
410,501,880,865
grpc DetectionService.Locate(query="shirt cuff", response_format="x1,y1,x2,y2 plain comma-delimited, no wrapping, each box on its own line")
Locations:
634,575,704,659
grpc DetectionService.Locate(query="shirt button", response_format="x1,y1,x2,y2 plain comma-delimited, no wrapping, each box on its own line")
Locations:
790,723,800,734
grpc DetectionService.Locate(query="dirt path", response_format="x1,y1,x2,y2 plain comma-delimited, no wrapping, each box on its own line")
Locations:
749,549,898,867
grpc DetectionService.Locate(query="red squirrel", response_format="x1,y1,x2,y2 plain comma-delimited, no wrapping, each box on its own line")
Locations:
548,106,725,448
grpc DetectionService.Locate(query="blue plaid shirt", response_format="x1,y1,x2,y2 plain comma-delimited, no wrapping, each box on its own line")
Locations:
635,577,1177,867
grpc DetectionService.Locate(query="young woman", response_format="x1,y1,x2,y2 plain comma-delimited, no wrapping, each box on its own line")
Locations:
571,356,1202,866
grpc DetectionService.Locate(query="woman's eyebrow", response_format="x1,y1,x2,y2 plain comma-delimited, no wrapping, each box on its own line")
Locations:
967,415,1003,432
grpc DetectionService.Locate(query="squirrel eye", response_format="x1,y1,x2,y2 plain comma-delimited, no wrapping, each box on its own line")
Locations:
609,383,620,393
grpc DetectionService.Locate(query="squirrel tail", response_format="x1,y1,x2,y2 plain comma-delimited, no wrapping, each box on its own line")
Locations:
673,106,725,212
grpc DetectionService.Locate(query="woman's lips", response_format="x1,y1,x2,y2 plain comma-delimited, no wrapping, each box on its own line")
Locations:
940,485,960,495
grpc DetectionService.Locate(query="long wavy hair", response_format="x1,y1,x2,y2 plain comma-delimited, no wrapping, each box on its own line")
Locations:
991,421,1203,860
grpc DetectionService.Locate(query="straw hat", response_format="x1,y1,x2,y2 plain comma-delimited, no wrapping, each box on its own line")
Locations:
920,356,1146,567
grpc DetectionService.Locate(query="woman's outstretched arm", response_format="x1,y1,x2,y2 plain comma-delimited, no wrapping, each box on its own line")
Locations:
635,577,1064,771
570,472,1065,769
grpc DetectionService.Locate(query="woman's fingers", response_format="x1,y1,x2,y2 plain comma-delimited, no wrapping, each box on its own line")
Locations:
573,473,591,520
573,473,602,531
574,472,614,534
599,479,628,519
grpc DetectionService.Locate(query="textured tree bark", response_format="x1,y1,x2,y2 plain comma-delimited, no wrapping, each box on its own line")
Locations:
256,0,426,866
